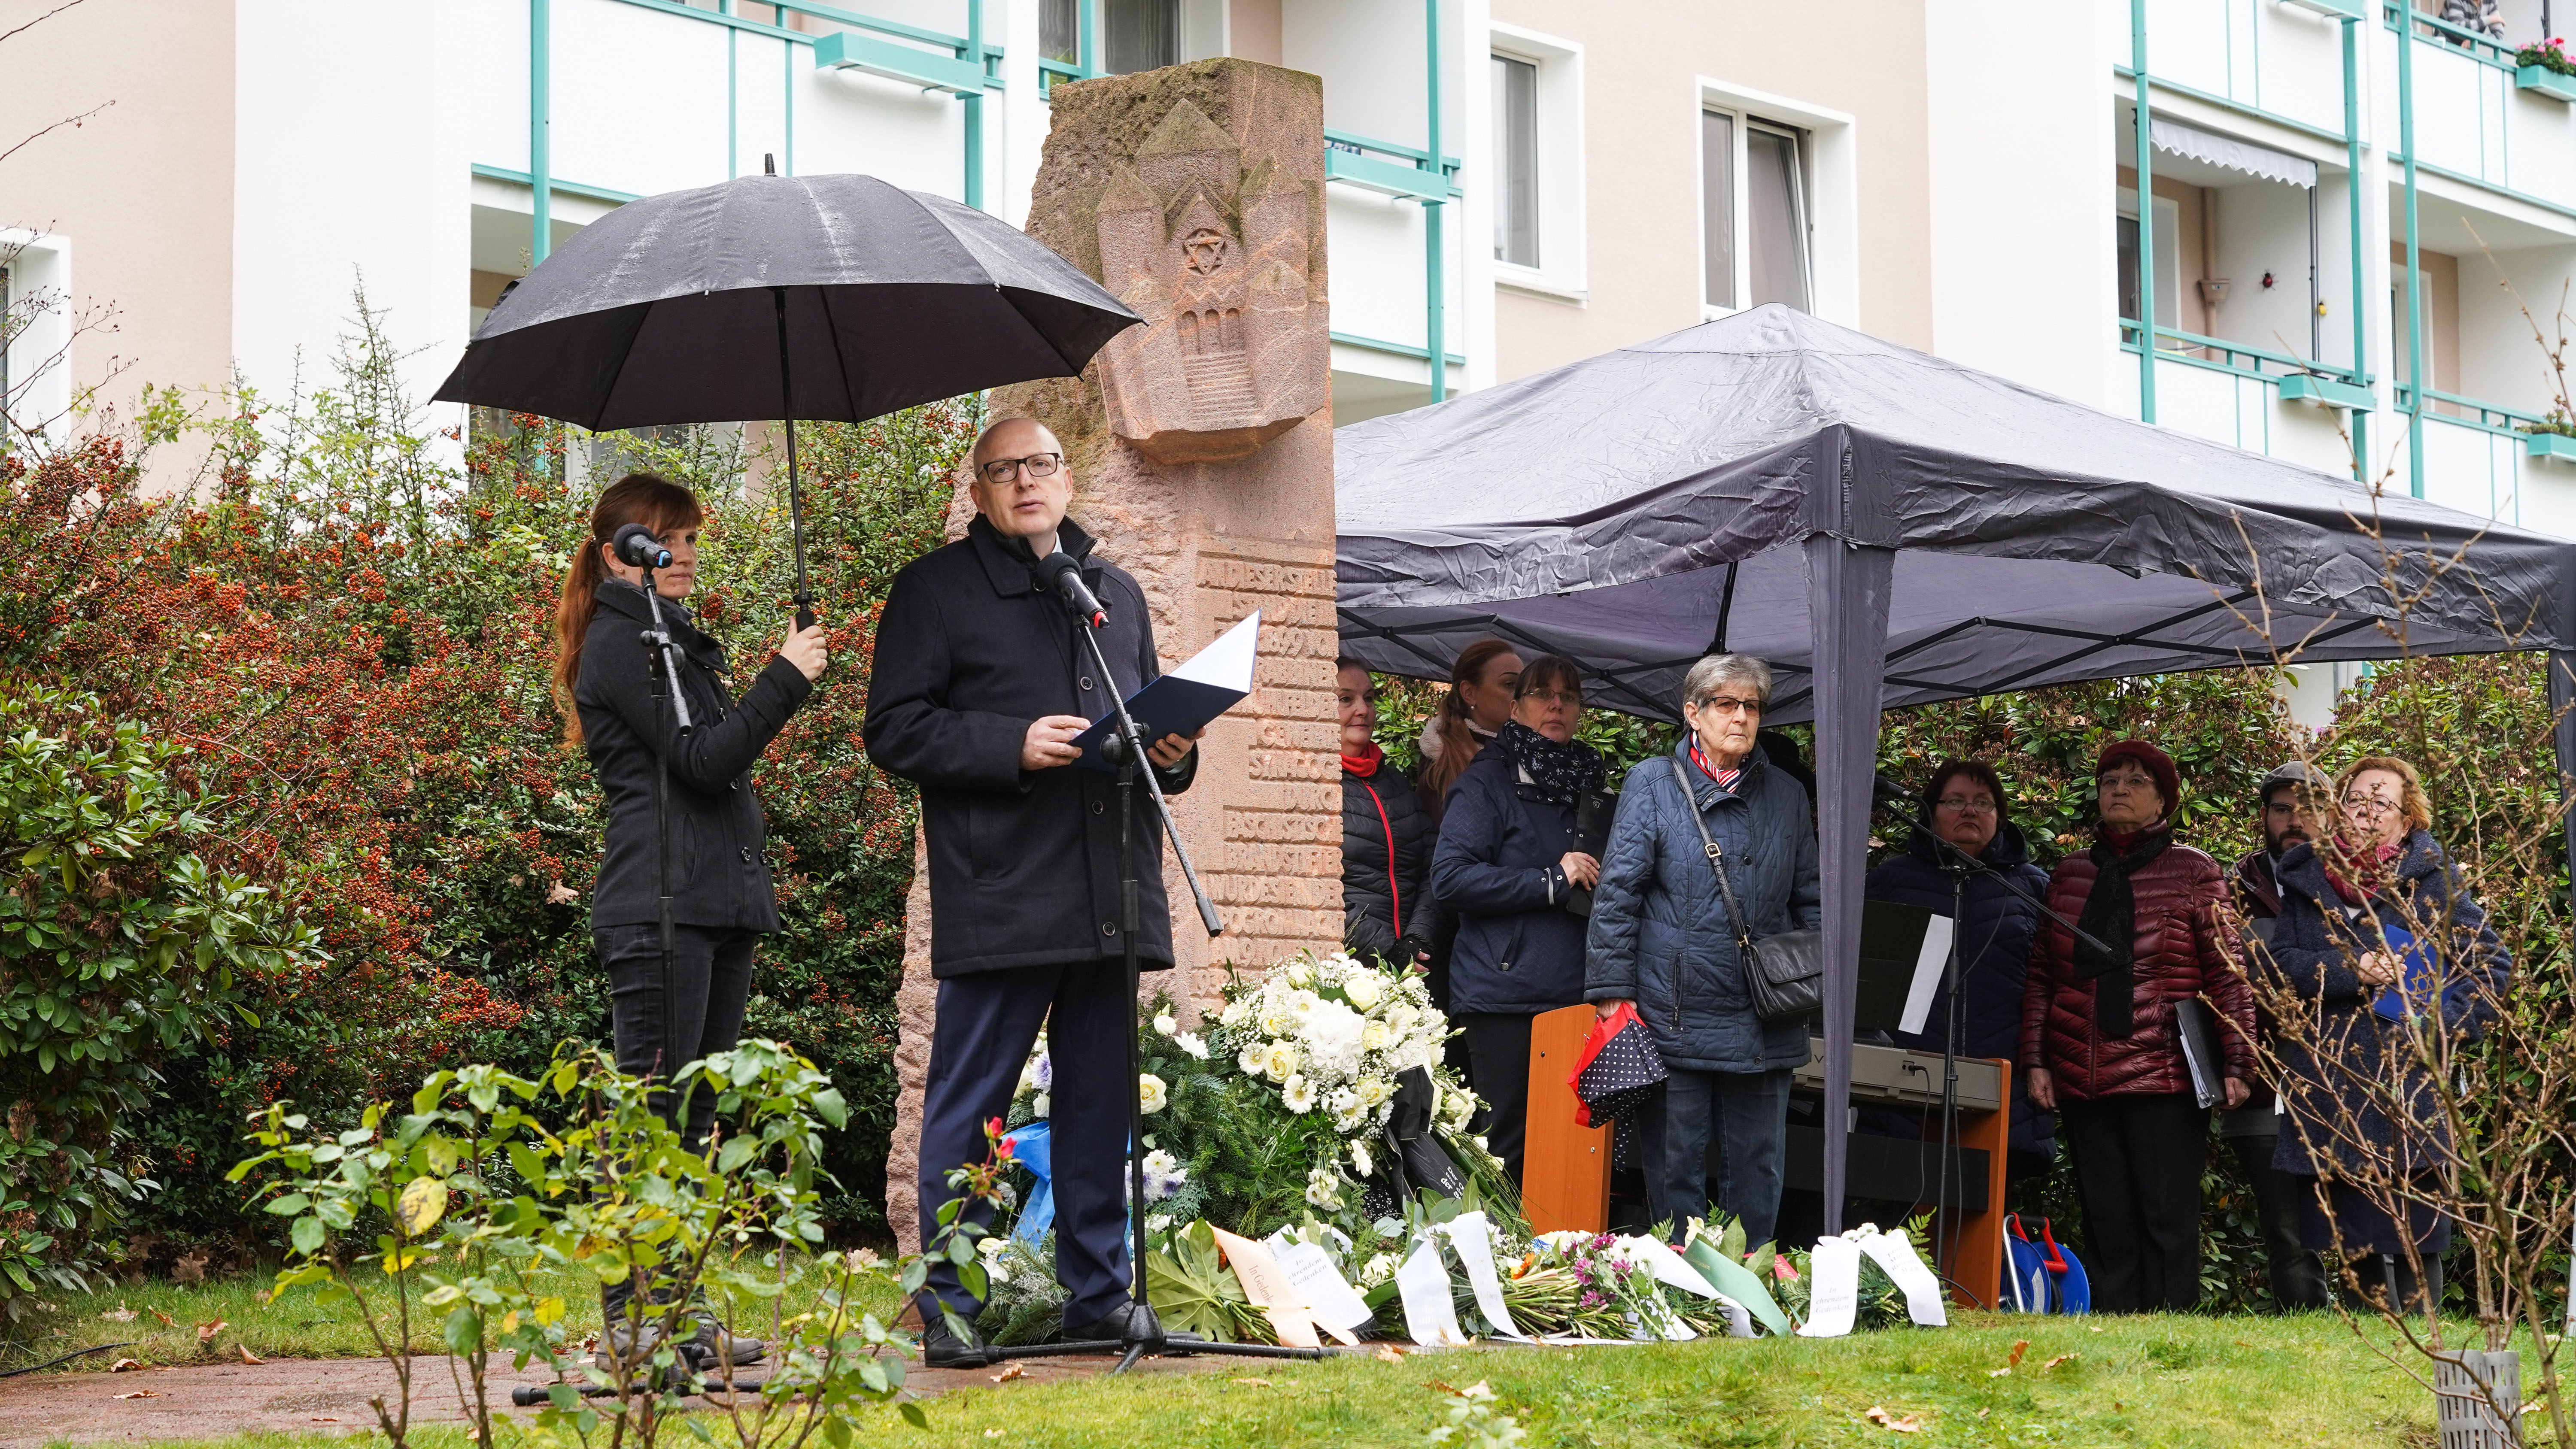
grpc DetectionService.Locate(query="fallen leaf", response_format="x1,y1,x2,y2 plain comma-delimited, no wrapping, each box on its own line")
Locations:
1373,1344,1404,1363
545,880,580,905
101,1305,137,1323
108,1358,145,1373
2087,1324,2104,1333
2006,1339,2029,1367
1864,1405,1922,1432
113,1389,161,1400
148,1309,174,1328
170,1250,208,1285
2234,1339,2253,1347
311,1418,340,1424
2042,1352,2080,1370
987,1364,1024,1383
238,1343,264,1364
1231,1377,1273,1387
1427,1379,1458,1396
196,1319,228,1345
2114,1401,2126,1412
1985,1367,2012,1377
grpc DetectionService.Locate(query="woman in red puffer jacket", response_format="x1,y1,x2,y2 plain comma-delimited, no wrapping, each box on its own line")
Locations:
2020,740,2254,1313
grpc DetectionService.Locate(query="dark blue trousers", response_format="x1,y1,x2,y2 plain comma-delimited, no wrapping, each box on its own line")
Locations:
1638,1067,1792,1247
917,961,1134,1324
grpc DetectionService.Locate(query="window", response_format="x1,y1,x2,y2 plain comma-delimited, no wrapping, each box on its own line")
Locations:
2114,190,2179,336
1042,0,1175,73
1702,109,1810,313
1492,54,1538,267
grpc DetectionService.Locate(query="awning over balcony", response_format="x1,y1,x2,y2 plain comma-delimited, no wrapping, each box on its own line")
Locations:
2150,115,2318,188
1333,303,2576,1235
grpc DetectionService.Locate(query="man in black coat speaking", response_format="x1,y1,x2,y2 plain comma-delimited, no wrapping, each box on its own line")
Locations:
863,416,1200,1365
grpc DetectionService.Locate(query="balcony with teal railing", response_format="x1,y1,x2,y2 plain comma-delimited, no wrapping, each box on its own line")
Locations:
2389,381,2576,527
2381,2,2576,218
2117,318,2368,478
2114,0,2354,144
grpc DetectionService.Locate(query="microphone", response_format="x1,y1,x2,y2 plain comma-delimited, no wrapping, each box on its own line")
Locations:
1871,772,1915,809
1038,550,1108,628
612,523,672,570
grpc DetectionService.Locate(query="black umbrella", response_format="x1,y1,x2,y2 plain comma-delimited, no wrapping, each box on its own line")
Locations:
433,157,1140,616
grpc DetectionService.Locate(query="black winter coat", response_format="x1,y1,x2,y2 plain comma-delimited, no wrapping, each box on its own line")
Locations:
862,516,1195,979
1432,747,1589,1016
1342,757,1438,963
575,581,814,933
1865,822,2055,1157
2261,830,2509,1179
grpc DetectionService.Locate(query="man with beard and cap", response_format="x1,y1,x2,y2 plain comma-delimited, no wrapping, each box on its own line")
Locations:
2221,762,2334,1310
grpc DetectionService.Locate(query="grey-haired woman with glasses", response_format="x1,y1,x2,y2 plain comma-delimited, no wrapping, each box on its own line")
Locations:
1585,654,1820,1244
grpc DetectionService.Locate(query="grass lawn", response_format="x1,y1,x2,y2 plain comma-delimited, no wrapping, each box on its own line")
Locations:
10,1302,2508,1448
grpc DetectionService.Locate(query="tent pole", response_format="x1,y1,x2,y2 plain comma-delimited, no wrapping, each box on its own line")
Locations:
1805,530,1894,1239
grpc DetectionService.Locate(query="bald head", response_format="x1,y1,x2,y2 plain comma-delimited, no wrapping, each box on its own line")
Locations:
968,416,1072,547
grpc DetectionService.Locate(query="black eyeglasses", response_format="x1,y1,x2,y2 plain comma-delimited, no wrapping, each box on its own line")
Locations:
978,452,1063,485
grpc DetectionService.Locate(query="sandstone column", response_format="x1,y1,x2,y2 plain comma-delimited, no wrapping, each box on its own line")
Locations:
884,58,1341,1252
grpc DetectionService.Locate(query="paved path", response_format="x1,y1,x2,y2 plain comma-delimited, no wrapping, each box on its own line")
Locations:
0,1349,1229,1446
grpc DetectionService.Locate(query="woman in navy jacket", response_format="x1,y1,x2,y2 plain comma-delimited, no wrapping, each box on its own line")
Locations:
1864,760,2056,1173
1430,654,1604,1186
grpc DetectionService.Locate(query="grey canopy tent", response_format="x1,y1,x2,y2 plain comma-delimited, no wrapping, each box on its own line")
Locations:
1334,304,2576,1234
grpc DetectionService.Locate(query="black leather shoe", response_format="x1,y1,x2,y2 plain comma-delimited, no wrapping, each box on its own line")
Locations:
684,1314,769,1370
1060,1301,1205,1348
919,1315,1000,1369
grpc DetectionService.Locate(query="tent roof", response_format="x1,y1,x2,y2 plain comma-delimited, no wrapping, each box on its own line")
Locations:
1335,306,2576,722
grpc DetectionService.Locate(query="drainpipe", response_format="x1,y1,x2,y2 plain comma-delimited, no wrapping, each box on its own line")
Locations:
2132,0,2156,423
530,0,552,264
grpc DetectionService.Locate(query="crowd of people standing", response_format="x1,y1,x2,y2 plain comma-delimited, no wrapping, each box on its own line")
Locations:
1338,641,2510,1316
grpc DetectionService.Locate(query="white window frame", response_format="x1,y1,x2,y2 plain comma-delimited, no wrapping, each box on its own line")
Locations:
2114,188,2181,338
1488,22,1586,305
1695,78,1856,326
0,228,75,448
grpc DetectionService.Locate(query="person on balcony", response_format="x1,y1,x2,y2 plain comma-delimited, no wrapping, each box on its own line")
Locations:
2439,0,2506,42
2021,741,2254,1313
1431,652,1603,1187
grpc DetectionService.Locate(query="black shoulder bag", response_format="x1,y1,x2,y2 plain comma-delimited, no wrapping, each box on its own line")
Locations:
1666,758,1822,1024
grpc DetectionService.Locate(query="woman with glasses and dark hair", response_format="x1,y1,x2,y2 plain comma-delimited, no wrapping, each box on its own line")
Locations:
1585,654,1820,1245
1863,761,2057,1178
1429,652,1604,1186
2260,755,2509,1319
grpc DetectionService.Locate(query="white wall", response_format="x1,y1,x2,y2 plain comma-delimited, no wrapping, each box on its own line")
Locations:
1926,1,2116,407
234,1,468,449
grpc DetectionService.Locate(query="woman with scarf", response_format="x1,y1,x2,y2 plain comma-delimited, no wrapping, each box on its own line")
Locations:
1430,653,1604,1186
1586,655,1820,1245
1338,659,1438,966
2020,740,2254,1312
2262,756,2507,1319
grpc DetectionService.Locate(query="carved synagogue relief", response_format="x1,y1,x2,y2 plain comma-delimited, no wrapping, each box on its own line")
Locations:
1092,100,1327,465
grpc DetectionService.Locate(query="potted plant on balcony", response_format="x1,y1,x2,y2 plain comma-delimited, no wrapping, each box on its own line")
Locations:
2515,37,2576,101
2521,409,2576,461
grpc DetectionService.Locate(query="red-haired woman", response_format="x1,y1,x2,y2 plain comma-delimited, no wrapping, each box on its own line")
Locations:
556,473,826,1364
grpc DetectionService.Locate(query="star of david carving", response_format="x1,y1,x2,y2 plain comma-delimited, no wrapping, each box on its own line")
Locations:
1182,227,1230,275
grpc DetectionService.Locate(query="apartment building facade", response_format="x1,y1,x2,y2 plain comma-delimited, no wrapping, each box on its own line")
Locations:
6,1,2574,555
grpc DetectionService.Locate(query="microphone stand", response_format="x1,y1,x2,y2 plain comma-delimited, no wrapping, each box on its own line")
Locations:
988,577,1347,1373
1868,796,2108,1299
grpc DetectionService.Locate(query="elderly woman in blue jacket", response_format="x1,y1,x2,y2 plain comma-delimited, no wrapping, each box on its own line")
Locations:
1587,654,1820,1245
1431,653,1604,1188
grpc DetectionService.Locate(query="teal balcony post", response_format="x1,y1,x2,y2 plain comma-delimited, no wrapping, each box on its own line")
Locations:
2344,15,2368,479
2131,0,2154,424
2397,2,2425,498
1424,0,1445,403
964,0,985,210
531,0,552,264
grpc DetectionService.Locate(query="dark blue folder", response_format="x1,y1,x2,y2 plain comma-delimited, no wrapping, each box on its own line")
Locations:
1073,612,1259,771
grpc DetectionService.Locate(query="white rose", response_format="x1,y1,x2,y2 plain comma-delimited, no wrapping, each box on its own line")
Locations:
1361,1020,1391,1052
1355,1076,1392,1107
1285,961,1314,989
1282,1073,1317,1113
1138,1073,1168,1114
1343,972,1384,1010
1262,1040,1299,1082
1153,1012,1178,1037
1220,997,1250,1028
1258,1006,1293,1038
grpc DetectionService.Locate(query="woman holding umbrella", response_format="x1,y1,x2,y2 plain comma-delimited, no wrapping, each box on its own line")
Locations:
556,471,830,1366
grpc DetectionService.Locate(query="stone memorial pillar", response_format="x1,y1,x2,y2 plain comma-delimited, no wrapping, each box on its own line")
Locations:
884,58,1341,1252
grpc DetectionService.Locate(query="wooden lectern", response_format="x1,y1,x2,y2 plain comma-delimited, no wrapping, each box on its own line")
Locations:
1519,1002,2013,1309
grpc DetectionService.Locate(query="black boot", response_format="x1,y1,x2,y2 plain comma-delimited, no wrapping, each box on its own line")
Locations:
918,1310,1000,1369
